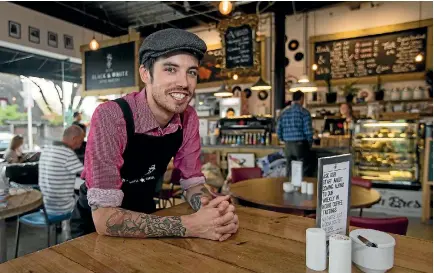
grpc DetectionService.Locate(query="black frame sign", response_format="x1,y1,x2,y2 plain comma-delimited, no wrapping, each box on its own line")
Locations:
313,27,428,81
84,42,135,91
224,24,254,69
316,154,352,239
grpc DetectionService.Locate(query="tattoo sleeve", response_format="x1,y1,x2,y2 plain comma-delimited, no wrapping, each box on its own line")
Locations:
188,186,212,211
105,209,186,238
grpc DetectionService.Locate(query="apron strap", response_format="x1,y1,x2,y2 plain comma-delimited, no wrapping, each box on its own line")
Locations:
113,98,135,145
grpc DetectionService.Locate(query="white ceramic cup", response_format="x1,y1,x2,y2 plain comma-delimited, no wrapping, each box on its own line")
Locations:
283,182,294,193
307,183,314,195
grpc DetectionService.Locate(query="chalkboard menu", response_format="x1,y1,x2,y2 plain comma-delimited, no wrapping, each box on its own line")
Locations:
85,42,135,91
314,27,427,81
224,24,254,69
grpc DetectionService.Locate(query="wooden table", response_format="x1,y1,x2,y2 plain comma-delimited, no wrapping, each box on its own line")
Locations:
230,177,381,215
0,203,431,272
0,190,42,263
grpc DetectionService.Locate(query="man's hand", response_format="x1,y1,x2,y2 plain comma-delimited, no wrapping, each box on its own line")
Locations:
182,195,238,241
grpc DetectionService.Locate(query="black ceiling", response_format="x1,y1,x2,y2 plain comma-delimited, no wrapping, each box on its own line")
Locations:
11,1,341,37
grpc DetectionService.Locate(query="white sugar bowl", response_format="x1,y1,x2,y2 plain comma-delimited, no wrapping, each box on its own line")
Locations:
349,229,396,273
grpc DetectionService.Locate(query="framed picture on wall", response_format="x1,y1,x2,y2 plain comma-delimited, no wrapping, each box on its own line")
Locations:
64,34,74,50
48,31,58,48
28,26,40,44
8,21,21,39
227,153,256,177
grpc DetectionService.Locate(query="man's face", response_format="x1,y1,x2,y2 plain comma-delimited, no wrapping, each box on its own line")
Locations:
76,113,82,121
140,53,199,114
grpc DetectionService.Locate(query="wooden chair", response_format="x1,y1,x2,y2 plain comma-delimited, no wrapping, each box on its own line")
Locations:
350,216,409,235
156,168,183,208
231,167,262,183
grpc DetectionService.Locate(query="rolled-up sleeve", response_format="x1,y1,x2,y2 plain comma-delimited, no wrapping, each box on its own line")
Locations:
173,107,205,190
83,102,126,208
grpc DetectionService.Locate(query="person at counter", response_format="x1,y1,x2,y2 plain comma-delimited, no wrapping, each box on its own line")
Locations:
340,103,354,123
277,91,313,177
71,28,238,242
226,107,235,118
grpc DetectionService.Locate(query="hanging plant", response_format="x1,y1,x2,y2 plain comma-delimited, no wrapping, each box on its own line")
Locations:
325,74,337,103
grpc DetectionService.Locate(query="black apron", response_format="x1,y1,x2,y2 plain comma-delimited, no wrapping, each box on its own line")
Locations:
70,98,183,238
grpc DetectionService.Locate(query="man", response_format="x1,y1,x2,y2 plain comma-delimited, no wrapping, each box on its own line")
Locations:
72,112,86,133
277,91,313,177
39,125,84,216
226,107,235,118
71,28,238,241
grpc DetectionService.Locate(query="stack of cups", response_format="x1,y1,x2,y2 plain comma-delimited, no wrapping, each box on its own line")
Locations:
306,228,327,271
329,234,352,273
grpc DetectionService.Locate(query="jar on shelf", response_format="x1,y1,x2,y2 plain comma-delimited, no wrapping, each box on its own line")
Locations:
413,86,425,100
391,88,401,101
401,87,413,101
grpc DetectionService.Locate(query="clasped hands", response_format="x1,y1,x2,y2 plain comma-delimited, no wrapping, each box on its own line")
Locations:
184,195,239,241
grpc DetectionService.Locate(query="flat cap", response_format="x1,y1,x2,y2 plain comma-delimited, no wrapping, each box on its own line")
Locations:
139,28,207,65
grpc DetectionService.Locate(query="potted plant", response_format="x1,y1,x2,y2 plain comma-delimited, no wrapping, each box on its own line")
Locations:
325,75,337,104
373,76,385,101
339,81,360,103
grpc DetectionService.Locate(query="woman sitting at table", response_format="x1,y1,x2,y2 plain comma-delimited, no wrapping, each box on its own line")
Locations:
4,135,25,164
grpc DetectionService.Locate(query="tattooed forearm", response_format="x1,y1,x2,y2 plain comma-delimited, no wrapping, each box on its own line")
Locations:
188,186,212,211
189,193,202,211
105,209,186,238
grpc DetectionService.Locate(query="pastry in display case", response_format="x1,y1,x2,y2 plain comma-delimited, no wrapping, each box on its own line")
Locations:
352,119,423,185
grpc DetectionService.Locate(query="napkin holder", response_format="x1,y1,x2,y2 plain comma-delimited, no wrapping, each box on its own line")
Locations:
349,229,395,273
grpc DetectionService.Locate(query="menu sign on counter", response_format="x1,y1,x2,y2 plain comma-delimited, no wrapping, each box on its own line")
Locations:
316,154,352,239
314,27,427,80
224,25,254,69
85,42,136,91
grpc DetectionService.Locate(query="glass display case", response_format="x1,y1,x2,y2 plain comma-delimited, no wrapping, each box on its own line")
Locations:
352,119,423,186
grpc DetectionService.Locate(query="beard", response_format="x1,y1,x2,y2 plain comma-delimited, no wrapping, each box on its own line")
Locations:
151,86,193,114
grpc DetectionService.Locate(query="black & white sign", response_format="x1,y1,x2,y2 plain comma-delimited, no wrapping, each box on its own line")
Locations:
85,42,135,91
316,154,352,239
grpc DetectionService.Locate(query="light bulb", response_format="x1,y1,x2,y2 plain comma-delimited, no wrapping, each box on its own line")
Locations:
89,38,100,51
415,53,423,62
232,74,239,80
219,1,233,15
312,64,318,71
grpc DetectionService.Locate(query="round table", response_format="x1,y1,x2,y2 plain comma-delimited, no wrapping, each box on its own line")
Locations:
0,189,42,262
230,177,381,215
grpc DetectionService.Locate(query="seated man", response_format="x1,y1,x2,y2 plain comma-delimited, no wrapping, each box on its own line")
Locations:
38,125,85,218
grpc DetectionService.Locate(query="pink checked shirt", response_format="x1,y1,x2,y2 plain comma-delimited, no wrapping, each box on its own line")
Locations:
83,90,205,208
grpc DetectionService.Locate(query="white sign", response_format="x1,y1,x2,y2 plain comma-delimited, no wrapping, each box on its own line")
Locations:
365,188,422,217
316,154,352,239
291,161,303,187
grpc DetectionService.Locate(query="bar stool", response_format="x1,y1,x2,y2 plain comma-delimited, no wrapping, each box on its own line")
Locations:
14,205,71,258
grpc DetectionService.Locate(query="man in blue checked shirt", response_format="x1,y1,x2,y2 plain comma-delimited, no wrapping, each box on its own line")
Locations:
277,91,313,177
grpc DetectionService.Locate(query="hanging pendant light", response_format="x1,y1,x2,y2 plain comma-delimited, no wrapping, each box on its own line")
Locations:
289,74,318,92
219,1,233,15
251,77,272,91
289,12,317,93
415,53,424,62
89,35,99,51
214,84,233,97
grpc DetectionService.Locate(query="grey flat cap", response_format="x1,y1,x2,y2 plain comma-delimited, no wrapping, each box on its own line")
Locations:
139,28,207,65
